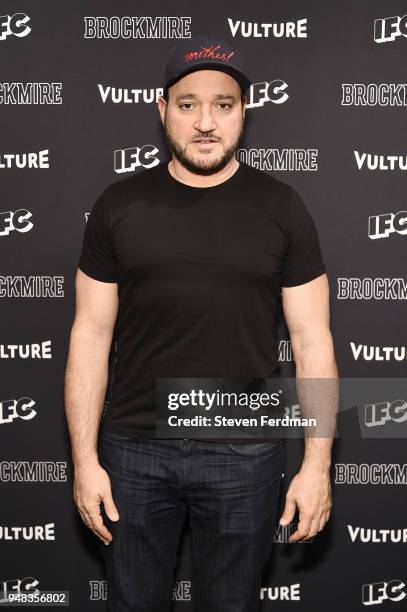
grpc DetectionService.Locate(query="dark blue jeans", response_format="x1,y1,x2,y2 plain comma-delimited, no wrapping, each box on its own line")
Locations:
97,432,284,612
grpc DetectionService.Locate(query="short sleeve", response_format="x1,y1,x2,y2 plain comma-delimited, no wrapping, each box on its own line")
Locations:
77,186,118,283
281,187,326,287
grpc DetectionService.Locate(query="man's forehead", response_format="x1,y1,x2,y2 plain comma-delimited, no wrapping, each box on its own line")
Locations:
170,69,241,98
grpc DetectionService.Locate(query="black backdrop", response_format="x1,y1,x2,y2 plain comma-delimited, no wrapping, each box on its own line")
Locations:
1,1,406,609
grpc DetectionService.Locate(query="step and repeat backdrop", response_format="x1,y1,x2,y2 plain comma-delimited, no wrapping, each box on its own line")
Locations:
1,1,406,610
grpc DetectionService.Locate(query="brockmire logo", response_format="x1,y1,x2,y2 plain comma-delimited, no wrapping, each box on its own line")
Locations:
184,45,234,63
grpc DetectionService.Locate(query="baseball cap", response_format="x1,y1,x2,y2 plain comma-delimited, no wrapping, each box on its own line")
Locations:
163,35,251,95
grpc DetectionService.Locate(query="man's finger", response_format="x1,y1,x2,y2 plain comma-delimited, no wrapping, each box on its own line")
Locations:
288,526,308,543
102,494,120,522
318,514,327,532
88,508,113,543
304,518,320,540
279,496,296,526
78,508,92,529
289,515,312,542
79,507,109,543
78,505,93,529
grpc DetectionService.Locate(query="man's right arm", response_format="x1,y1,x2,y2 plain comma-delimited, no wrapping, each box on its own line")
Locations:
64,268,120,544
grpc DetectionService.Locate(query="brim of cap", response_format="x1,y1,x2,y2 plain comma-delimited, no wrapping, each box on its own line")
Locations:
166,63,251,93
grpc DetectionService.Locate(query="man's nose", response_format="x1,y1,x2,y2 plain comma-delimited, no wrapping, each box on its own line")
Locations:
194,109,217,133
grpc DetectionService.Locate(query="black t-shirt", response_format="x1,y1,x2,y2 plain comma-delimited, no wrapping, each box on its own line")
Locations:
77,160,326,440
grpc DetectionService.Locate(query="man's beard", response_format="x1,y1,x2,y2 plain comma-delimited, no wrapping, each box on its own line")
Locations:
163,114,245,176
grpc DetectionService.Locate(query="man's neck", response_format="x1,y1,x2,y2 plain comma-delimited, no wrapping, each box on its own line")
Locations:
168,158,240,188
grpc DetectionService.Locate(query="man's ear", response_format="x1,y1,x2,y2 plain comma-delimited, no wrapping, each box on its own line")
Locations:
157,95,166,125
242,95,247,118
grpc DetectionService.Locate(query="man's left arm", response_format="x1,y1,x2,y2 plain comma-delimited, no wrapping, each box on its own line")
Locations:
279,272,339,542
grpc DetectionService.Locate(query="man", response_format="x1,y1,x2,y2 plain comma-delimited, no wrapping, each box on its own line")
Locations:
65,35,337,612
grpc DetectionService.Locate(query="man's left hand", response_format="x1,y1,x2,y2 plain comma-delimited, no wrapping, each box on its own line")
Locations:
279,463,332,542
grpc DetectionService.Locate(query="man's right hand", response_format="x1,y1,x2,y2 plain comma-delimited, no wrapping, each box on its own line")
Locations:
73,462,120,545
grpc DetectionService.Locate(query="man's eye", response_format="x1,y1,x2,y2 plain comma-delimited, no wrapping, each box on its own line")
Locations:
178,103,232,110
